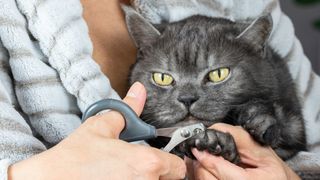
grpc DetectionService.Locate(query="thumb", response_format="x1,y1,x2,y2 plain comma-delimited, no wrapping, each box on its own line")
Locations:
124,81,147,115
88,82,147,138
192,149,247,179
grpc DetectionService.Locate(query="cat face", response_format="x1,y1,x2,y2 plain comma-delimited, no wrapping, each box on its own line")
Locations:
124,6,273,128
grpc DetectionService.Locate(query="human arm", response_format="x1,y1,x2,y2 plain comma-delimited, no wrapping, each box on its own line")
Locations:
0,42,47,180
8,82,186,180
188,123,300,180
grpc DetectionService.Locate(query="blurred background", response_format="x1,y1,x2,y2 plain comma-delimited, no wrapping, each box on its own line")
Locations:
281,0,320,74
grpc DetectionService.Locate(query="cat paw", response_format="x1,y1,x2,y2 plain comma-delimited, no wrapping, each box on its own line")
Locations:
178,129,240,164
243,114,280,147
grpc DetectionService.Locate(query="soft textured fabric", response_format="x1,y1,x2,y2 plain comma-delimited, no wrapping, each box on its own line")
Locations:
0,0,319,179
131,0,320,179
0,0,120,179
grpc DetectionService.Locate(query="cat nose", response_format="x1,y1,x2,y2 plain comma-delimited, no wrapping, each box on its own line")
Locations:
177,95,199,107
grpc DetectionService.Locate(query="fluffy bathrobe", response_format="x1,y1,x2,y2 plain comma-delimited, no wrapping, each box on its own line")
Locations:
0,0,319,179
0,0,119,178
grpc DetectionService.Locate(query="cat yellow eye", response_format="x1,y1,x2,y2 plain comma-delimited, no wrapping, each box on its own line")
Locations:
209,68,230,83
153,73,174,86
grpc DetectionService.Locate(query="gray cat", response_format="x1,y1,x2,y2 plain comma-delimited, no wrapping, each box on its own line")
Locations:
124,7,306,163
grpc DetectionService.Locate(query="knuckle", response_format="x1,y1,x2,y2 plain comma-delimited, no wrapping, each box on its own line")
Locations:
83,116,98,127
148,155,163,171
139,148,164,172
82,112,121,137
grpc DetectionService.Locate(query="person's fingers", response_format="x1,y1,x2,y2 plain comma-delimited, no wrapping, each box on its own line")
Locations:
185,157,195,180
192,148,246,180
149,148,186,180
122,81,147,116
193,161,218,180
209,123,262,151
122,145,186,180
185,157,217,180
209,123,275,166
86,82,147,138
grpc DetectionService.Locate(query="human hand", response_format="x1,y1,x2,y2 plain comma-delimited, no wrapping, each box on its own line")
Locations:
9,82,186,180
187,123,300,180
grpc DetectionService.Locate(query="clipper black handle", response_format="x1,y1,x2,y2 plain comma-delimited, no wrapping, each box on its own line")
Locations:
82,99,156,142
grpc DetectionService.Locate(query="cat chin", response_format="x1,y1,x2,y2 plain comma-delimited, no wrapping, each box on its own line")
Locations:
172,116,217,128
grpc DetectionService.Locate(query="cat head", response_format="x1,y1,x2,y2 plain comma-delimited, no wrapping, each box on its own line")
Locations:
124,6,275,128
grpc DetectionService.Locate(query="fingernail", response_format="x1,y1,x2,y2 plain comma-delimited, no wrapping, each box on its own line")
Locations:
126,82,144,98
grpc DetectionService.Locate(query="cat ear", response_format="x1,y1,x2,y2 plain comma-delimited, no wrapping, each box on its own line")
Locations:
236,14,273,52
122,5,161,48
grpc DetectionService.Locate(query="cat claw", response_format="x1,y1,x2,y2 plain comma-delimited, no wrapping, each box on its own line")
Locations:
179,129,240,164
213,144,222,154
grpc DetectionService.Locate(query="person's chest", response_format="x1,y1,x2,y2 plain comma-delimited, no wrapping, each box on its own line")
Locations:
81,0,137,97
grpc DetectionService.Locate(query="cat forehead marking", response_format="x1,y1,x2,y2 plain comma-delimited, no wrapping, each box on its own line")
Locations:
207,54,216,67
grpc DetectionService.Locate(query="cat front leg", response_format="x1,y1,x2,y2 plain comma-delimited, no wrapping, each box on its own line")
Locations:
236,102,282,147
235,101,306,160
179,129,240,164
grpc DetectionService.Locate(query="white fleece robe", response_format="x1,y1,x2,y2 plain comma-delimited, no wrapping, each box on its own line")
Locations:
0,0,119,179
0,0,319,179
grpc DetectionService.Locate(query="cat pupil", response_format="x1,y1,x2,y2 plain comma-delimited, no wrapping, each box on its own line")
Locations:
161,74,165,81
218,69,221,78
